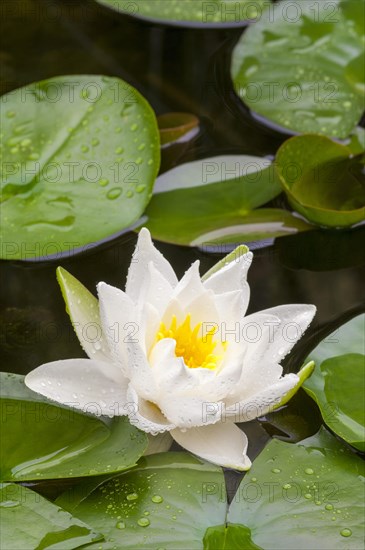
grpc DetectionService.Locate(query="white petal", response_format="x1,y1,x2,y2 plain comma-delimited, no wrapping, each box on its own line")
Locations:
56,267,112,362
127,342,159,401
158,388,223,429
183,288,220,328
97,282,137,372
150,338,197,393
257,304,316,363
150,340,223,427
225,373,299,421
143,302,162,356
126,385,175,434
213,288,250,324
171,261,205,308
25,359,128,417
144,432,173,455
229,312,283,397
202,352,245,401
171,423,251,471
160,297,185,327
143,262,174,316
203,251,253,294
126,228,178,303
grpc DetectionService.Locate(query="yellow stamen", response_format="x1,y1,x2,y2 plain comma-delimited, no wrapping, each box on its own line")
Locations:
156,314,227,370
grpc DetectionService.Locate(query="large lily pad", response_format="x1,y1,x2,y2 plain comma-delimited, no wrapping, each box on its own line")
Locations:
58,453,227,549
0,75,160,260
96,0,267,26
227,428,365,549
276,134,365,227
303,314,365,451
0,483,102,549
0,372,147,481
143,155,306,246
231,0,365,138
61,431,364,549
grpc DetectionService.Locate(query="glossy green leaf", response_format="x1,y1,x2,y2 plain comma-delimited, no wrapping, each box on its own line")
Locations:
228,428,365,549
143,155,298,245
158,112,199,146
0,372,147,481
0,75,160,260
146,204,312,246
60,452,227,549
96,0,267,26
231,0,365,138
303,314,365,451
204,524,262,549
64,433,365,549
276,135,365,227
0,483,102,549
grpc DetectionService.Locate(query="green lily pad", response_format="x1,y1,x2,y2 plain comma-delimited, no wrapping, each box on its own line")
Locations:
58,452,227,549
227,428,365,549
0,483,102,549
204,524,262,549
276,134,365,227
231,0,365,138
62,431,365,549
0,75,160,260
146,205,312,246
96,0,267,26
0,372,147,481
143,155,306,245
303,314,365,451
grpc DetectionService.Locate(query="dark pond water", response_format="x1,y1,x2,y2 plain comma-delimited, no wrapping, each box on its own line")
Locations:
1,0,364,499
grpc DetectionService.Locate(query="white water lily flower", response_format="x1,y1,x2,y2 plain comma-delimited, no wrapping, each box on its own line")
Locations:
25,228,316,470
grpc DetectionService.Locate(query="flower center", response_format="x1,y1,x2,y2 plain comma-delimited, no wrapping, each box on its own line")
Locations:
156,314,225,370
